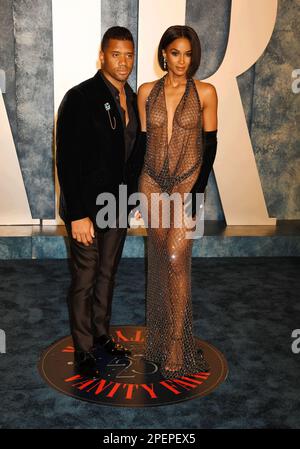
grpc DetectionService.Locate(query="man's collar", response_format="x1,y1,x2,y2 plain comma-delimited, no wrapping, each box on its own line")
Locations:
97,69,134,97
99,70,119,95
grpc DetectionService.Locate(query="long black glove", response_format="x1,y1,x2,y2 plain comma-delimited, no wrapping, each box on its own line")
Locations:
126,131,147,195
126,131,147,221
187,129,218,217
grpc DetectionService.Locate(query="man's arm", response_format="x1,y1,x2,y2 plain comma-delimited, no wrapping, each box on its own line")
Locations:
56,89,94,245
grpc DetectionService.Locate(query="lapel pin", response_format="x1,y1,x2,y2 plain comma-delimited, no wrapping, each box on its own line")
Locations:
104,102,116,130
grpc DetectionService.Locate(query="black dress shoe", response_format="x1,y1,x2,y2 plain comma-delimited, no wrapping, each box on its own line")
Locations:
93,335,131,356
74,350,101,378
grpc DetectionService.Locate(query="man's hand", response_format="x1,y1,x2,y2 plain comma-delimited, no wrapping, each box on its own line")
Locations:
71,217,95,246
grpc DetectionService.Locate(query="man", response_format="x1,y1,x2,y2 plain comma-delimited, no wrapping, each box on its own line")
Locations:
56,27,142,378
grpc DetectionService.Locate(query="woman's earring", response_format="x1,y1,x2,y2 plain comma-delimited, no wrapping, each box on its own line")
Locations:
163,57,167,70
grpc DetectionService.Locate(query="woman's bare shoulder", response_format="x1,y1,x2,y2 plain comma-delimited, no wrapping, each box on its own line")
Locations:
138,80,158,99
194,80,217,103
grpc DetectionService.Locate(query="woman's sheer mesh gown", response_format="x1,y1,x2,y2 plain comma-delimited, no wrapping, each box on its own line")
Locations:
139,75,210,379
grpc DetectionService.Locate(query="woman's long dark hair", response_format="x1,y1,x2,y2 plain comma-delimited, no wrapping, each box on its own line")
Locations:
158,25,201,78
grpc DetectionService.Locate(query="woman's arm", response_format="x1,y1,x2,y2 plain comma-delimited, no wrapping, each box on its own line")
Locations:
137,81,155,131
199,82,218,131
188,82,218,216
126,82,155,206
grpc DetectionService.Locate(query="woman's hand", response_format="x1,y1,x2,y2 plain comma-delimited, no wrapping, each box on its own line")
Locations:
134,210,142,220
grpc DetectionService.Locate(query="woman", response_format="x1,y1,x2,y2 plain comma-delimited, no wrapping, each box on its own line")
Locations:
137,25,218,378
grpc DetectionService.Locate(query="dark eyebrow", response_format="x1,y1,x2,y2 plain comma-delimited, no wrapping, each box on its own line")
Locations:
170,48,192,52
111,50,133,55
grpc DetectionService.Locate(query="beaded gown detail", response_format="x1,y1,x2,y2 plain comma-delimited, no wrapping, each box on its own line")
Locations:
139,75,210,379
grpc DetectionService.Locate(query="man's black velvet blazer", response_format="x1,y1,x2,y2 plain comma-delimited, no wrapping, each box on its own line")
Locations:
56,70,142,228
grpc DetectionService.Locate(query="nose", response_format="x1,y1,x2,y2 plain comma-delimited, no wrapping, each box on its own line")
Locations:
119,54,127,65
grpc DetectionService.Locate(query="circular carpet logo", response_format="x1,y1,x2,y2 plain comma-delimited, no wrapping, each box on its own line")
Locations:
38,326,228,407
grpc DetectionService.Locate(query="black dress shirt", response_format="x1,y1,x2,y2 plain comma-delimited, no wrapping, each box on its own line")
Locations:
99,70,138,162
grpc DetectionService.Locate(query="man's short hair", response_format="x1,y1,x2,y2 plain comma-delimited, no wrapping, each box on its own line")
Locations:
101,26,134,51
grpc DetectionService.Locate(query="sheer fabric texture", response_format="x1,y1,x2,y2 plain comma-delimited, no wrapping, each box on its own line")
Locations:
139,75,210,379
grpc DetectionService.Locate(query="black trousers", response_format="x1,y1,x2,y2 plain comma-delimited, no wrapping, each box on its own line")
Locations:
66,225,127,352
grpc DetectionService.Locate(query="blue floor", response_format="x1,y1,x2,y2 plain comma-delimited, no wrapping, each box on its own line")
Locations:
0,257,299,428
